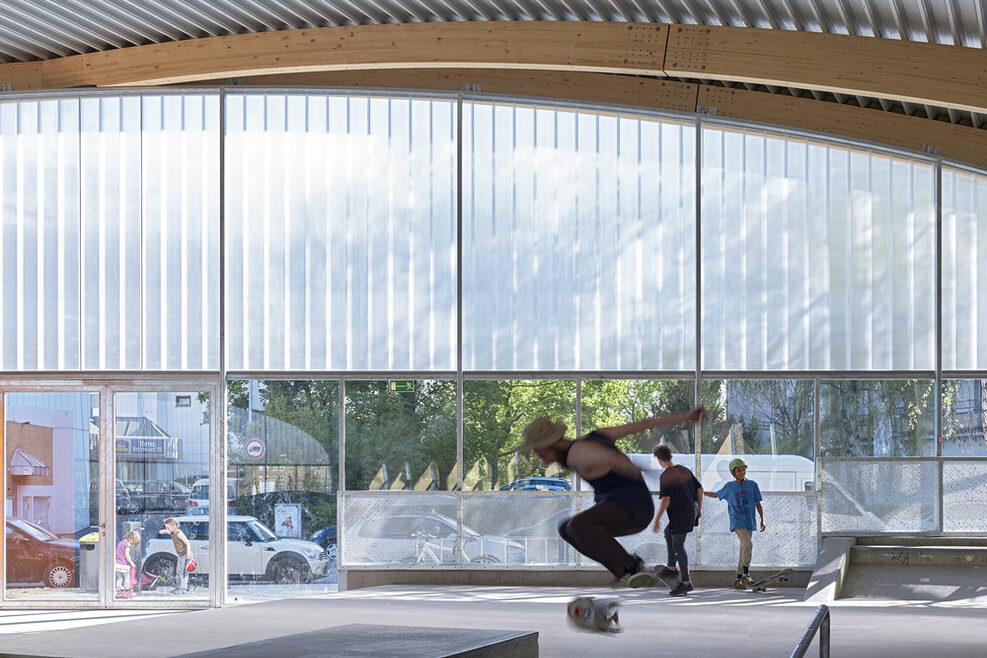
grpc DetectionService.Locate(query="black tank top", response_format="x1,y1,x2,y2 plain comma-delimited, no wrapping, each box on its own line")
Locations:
579,432,654,527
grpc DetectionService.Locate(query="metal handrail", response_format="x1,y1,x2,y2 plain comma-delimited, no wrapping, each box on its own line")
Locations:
790,604,831,658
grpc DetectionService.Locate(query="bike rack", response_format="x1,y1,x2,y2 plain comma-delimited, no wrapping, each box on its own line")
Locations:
790,604,830,658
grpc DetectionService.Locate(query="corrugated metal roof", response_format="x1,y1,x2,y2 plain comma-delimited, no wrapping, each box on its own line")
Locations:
0,0,984,126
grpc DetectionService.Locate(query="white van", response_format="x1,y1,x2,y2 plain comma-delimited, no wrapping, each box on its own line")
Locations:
627,453,815,493
185,478,239,515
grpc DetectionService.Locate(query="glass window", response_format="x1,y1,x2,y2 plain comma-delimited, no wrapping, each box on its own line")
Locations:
462,102,696,371
701,380,815,491
463,379,577,490
5,393,97,600
344,380,456,491
702,127,935,370
942,379,987,457
115,391,211,602
227,379,338,599
820,379,935,457
580,379,696,490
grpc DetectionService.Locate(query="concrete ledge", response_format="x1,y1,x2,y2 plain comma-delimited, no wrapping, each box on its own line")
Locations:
804,536,855,603
340,568,810,591
178,624,538,658
852,545,987,566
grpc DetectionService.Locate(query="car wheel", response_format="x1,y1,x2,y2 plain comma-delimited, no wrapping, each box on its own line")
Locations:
270,557,309,584
45,561,75,588
126,497,142,514
470,555,501,564
324,537,337,563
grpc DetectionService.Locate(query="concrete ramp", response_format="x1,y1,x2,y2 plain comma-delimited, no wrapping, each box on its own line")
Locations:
840,538,987,603
179,624,538,658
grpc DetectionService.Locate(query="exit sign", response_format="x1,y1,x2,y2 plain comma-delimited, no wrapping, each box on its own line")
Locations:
389,380,414,393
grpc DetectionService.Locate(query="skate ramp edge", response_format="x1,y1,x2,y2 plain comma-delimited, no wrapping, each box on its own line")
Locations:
803,536,855,602
177,624,538,658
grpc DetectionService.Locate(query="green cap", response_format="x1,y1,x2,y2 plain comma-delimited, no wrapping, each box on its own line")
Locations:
729,458,747,472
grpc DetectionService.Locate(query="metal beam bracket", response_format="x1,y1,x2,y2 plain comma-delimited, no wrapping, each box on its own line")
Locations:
460,83,482,92
0,83,12,92
696,105,718,115
921,144,943,155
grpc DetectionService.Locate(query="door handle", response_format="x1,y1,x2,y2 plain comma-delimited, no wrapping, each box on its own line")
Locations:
264,547,275,551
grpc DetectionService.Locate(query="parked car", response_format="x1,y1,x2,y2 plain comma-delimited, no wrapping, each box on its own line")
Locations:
142,515,329,583
499,476,571,492
5,517,79,588
90,478,140,515
185,478,238,516
308,525,337,563
345,512,525,565
123,480,189,513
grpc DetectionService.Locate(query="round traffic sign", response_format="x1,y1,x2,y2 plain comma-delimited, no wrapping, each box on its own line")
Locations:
244,438,266,459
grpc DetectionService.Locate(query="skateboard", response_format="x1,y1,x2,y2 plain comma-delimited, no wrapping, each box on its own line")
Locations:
748,568,793,593
567,596,621,633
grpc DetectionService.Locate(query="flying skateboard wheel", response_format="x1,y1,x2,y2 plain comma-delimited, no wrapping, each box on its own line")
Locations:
567,596,621,633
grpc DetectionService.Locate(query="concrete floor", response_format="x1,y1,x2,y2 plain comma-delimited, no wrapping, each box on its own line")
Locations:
0,584,985,657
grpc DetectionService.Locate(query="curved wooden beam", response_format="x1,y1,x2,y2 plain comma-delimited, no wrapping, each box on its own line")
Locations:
209,69,987,169
0,22,985,117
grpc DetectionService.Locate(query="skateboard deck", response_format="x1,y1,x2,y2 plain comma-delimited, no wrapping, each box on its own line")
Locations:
748,568,793,593
567,596,621,633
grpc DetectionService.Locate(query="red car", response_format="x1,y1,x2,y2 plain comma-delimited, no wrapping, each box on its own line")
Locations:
5,518,79,588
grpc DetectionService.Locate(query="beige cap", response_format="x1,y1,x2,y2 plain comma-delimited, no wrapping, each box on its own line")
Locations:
520,416,567,450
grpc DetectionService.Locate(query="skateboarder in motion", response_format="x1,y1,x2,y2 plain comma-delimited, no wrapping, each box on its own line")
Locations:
652,445,703,596
521,407,705,588
703,457,766,588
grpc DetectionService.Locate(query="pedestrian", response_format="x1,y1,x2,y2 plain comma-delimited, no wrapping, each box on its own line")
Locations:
114,530,140,596
521,407,705,587
703,457,765,588
159,518,193,594
652,444,703,596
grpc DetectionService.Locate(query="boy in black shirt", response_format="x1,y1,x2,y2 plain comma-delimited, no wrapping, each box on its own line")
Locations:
652,444,703,596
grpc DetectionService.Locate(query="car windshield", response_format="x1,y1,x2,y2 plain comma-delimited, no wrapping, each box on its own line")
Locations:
247,519,277,541
10,518,57,542
190,485,208,498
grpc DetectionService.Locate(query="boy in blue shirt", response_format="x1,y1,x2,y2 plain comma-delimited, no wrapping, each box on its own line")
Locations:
703,458,766,588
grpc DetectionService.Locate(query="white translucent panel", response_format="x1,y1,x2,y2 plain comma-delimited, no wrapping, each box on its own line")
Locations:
700,493,817,568
225,93,457,371
942,379,987,457
820,460,937,532
463,102,696,371
0,99,81,370
462,493,577,566
141,94,220,370
702,128,935,370
608,494,698,568
942,167,987,370
80,96,142,370
942,461,987,533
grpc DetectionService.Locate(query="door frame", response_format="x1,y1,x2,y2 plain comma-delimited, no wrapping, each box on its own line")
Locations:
0,376,224,609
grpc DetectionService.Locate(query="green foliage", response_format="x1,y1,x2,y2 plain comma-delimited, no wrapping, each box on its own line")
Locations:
819,380,935,457
702,380,814,458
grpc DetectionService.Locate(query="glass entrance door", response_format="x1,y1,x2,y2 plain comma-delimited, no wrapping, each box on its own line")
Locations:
2,391,101,603
110,388,215,606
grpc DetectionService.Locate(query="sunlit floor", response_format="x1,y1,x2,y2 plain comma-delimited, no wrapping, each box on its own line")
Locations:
1,584,986,657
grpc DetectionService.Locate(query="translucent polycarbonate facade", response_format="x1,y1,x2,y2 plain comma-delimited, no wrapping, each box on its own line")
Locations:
1,93,220,371
1,98,80,370
462,102,696,371
702,128,936,371
942,167,987,370
224,93,456,371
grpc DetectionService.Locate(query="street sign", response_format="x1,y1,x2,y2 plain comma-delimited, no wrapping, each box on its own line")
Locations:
244,438,266,459
389,380,414,393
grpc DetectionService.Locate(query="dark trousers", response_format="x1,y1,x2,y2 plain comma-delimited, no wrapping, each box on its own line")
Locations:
558,500,647,578
664,526,690,582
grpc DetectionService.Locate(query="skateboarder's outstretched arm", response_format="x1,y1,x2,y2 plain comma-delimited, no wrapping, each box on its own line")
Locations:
596,407,706,443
